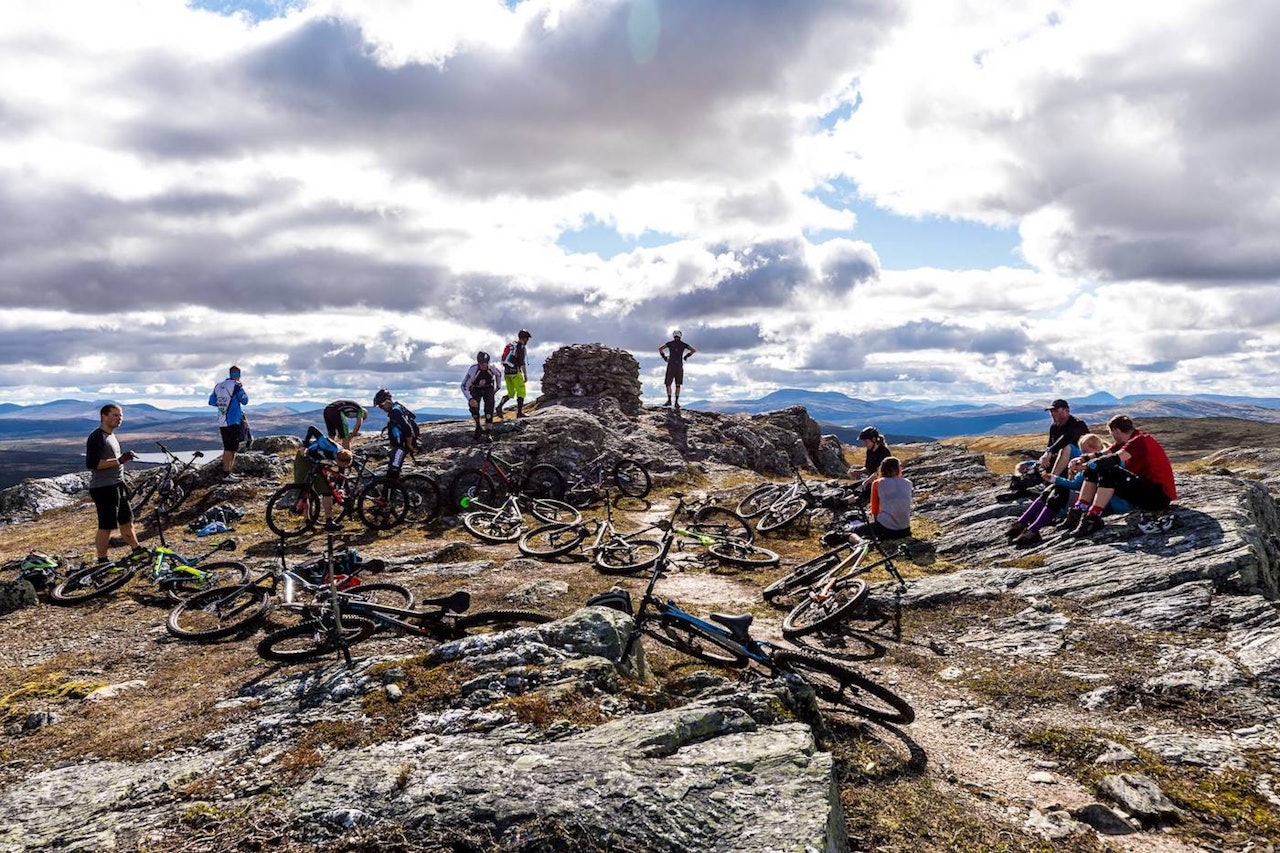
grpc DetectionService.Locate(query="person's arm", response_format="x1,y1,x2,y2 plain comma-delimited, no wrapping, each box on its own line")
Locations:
684,344,696,358
869,479,882,518
659,344,669,361
235,383,248,405
460,368,473,395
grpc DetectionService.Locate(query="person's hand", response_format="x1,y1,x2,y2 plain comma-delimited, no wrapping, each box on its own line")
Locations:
1038,451,1051,468
120,450,136,463
662,355,669,362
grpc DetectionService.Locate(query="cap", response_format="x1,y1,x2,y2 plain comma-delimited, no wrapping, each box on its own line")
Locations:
1045,399,1069,411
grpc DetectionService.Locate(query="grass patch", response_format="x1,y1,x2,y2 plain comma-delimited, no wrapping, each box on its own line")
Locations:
0,672,107,726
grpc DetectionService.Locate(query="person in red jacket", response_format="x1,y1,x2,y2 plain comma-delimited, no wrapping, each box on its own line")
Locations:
1064,414,1177,538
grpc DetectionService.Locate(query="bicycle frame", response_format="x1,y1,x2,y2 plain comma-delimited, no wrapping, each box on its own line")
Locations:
146,513,237,585
807,536,906,601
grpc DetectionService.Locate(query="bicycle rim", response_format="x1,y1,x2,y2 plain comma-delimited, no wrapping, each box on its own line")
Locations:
643,615,749,668
400,474,441,522
689,506,754,545
50,561,138,605
524,464,566,500
357,480,409,531
163,560,251,602
594,538,661,575
756,497,807,533
448,470,498,513
166,584,272,641
156,479,192,515
761,546,850,602
462,510,523,543
781,579,869,639
265,484,319,538
336,581,414,609
736,484,782,518
612,458,651,499
529,498,582,525
772,649,914,725
519,523,587,558
457,609,553,635
256,616,378,663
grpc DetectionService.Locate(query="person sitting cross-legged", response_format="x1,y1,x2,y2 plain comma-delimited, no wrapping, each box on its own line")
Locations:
1063,414,1176,538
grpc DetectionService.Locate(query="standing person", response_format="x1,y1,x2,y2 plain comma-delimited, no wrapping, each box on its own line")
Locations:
1064,414,1177,538
461,351,503,443
658,330,696,409
496,329,532,420
850,457,913,541
208,365,249,482
323,399,367,450
372,389,419,481
1038,399,1089,477
85,403,144,563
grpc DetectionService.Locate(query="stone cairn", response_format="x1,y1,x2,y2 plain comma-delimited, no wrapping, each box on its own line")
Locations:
536,344,643,415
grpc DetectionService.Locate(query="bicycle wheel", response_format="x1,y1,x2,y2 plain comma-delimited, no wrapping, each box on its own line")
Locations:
761,545,852,602
50,560,139,605
336,581,414,609
356,480,409,531
707,540,780,568
736,484,782,518
612,458,652,499
519,523,588,558
265,484,320,538
166,584,272,641
462,509,524,543
523,463,566,500
690,506,754,545
529,498,582,525
781,579,870,639
594,537,662,575
156,473,196,516
128,473,159,515
256,616,379,663
642,614,749,668
448,470,499,513
756,497,808,533
162,559,251,601
772,649,914,725
400,473,442,523
457,609,554,635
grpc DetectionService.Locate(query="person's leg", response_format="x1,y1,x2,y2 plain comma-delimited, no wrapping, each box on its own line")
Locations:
115,485,140,550
482,390,495,440
219,425,240,477
512,373,527,417
673,382,682,408
90,487,115,560
469,396,482,439
95,528,112,560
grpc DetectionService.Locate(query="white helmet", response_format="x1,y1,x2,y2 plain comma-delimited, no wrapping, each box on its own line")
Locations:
672,330,682,339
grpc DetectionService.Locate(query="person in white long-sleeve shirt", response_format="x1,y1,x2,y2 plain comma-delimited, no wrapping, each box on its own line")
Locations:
461,351,504,443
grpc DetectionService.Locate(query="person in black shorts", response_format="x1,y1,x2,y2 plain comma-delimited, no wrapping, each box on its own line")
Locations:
658,330,696,409
323,399,367,450
461,352,504,443
84,403,145,562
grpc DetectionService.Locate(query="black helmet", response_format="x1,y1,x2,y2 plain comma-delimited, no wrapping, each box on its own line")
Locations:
517,329,531,340
373,389,391,407
858,426,880,441
477,351,490,363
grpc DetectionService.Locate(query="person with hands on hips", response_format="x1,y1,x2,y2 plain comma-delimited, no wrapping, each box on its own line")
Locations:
658,330,696,410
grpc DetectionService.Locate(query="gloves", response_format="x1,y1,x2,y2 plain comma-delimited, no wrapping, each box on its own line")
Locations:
662,356,669,362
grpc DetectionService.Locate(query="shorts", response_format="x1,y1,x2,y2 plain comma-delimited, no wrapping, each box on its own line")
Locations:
220,423,243,451
664,360,684,385
90,483,132,530
469,387,496,419
504,372,526,399
323,405,358,439
1094,467,1171,512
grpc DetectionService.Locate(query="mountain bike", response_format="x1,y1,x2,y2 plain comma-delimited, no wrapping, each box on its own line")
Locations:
50,521,246,605
600,514,914,725
129,442,205,516
166,539,410,641
255,585,553,663
668,495,779,568
736,461,819,533
518,492,663,573
561,452,652,508
447,448,566,511
265,458,409,537
763,535,909,640
458,493,583,544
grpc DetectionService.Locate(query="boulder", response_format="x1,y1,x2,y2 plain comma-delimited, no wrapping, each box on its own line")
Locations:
537,343,643,415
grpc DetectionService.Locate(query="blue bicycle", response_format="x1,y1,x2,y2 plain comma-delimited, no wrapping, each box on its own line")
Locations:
603,496,915,725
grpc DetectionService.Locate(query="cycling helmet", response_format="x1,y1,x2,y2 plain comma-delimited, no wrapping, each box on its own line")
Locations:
1136,512,1178,534
517,329,531,340
858,426,880,441
672,330,682,339
1015,460,1039,477
477,351,490,363
373,389,391,407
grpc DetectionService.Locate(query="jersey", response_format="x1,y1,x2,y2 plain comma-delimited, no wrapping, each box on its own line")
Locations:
85,428,124,489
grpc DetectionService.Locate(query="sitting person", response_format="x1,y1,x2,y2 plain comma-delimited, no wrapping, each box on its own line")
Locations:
849,456,913,541
1005,434,1132,548
1064,415,1176,538
848,426,891,506
293,431,353,532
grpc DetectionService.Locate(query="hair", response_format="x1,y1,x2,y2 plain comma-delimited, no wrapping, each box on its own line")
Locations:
1079,433,1106,453
99,403,121,417
1107,414,1136,434
335,449,354,466
878,456,902,478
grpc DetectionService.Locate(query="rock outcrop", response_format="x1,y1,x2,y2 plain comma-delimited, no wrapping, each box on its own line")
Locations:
536,343,644,415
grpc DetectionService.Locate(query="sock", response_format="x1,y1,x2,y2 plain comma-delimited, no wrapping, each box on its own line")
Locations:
1086,505,1104,517
1072,500,1090,512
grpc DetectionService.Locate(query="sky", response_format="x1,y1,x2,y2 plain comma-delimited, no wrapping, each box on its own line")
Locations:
2,0,1278,413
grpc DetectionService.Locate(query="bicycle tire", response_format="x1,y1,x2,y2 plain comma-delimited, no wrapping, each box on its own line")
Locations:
781,579,870,639
400,473,442,522
706,540,780,568
166,583,273,641
529,498,582,525
761,545,852,602
128,473,159,515
756,497,808,533
462,509,524,543
518,523,588,558
611,458,652,499
641,613,750,668
156,473,196,516
690,506,755,545
457,608,554,635
265,484,320,538
736,483,782,518
49,560,140,605
336,581,414,609
523,463,566,500
594,538,662,575
161,559,251,602
356,480,410,531
448,469,499,513
772,648,914,725
256,615,379,663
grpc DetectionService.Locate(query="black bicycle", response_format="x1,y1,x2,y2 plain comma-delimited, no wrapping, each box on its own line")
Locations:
129,442,204,516
447,448,565,510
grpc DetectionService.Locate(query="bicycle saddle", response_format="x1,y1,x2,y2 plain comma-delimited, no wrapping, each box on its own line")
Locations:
421,589,471,614
709,612,754,639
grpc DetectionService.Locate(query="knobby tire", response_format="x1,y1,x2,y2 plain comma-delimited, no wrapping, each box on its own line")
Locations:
641,614,750,668
457,609,553,635
518,523,588,558
265,484,320,538
781,579,870,639
166,584,273,641
356,480,410,531
462,509,524,543
736,484,783,518
611,458,652,499
257,616,379,663
756,497,808,533
772,649,914,724
707,540,780,568
594,538,662,575
689,506,755,545
161,559,251,602
50,560,139,605
523,464,566,500
448,470,499,513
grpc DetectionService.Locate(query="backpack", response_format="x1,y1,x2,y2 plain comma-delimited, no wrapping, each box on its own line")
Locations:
394,404,422,451
501,341,518,367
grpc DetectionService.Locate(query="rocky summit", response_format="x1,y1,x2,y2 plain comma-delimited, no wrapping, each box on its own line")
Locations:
2,395,1280,852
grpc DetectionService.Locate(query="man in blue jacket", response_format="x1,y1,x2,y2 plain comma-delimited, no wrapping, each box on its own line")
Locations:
208,365,249,482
